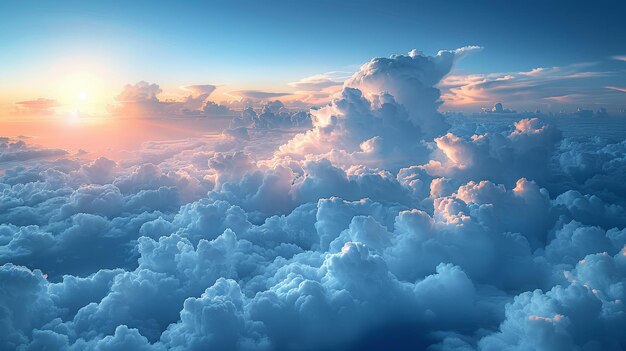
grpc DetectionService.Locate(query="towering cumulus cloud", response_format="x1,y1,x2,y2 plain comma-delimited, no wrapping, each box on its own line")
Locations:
2,48,626,350
345,46,480,137
276,47,480,172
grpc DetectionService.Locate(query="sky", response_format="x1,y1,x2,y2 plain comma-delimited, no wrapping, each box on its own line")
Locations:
1,0,626,117
4,2,626,351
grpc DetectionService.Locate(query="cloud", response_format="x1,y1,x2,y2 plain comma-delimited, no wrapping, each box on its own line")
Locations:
110,81,167,117
227,101,312,131
180,84,218,112
441,61,626,111
228,90,292,101
345,48,475,136
606,85,626,93
288,74,343,91
475,247,626,350
181,84,217,97
15,98,59,115
0,137,68,164
2,47,626,350
272,48,482,172
421,117,562,187
116,81,162,103
200,101,233,116
447,45,483,59
110,81,236,118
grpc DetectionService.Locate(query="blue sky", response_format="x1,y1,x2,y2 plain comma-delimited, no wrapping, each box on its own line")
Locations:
1,0,625,112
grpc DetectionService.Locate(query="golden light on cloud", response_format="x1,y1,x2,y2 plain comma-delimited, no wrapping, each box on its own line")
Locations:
439,74,492,107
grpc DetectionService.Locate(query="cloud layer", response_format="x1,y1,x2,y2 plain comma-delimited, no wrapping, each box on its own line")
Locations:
2,48,626,350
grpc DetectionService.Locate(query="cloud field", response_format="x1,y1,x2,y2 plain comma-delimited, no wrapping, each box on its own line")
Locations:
2,49,626,350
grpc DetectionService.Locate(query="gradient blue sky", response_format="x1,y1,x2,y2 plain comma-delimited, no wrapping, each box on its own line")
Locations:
1,0,625,112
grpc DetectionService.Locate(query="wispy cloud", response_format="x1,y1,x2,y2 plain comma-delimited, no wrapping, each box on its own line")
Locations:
15,98,59,115
227,90,292,101
606,85,626,93
440,61,626,111
288,73,343,91
611,55,626,61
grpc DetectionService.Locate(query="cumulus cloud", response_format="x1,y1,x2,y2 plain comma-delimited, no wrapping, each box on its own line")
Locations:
116,81,162,103
344,47,478,136
421,117,562,187
0,137,67,165
181,84,217,97
201,101,233,116
180,84,218,111
227,101,312,131
110,81,167,117
268,48,483,172
110,81,235,118
2,47,626,350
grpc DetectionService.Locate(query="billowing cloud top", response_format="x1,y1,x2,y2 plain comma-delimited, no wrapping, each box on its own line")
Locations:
116,81,162,103
182,84,217,97
346,46,481,135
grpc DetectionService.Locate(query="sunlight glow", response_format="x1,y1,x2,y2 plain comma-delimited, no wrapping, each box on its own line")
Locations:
67,110,81,124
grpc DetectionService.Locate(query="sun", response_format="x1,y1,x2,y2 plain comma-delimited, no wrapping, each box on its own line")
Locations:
56,68,111,115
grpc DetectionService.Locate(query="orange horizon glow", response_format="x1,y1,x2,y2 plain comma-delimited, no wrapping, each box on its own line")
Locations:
0,114,231,161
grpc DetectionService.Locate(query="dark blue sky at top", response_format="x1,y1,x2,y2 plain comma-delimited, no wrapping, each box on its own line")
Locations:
2,0,625,74
1,0,625,110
